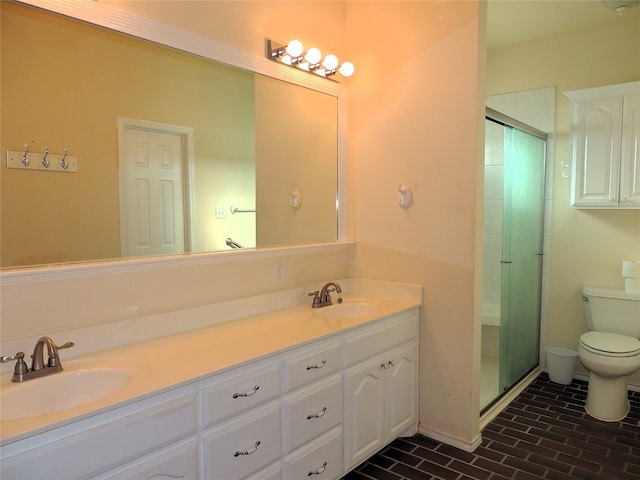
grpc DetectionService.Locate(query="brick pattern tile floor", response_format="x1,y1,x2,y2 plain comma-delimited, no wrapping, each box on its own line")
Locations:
343,374,640,480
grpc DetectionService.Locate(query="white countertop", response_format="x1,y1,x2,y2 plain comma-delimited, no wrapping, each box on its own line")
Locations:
1,281,421,446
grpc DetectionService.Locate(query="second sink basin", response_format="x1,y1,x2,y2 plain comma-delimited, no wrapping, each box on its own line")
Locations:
315,301,378,319
1,359,146,421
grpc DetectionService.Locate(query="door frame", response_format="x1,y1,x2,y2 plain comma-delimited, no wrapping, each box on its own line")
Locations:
117,116,195,256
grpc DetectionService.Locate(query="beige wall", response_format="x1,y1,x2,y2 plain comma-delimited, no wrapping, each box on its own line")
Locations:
487,10,640,384
345,1,485,446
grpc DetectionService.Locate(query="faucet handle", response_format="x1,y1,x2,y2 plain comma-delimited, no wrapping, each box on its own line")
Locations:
1,351,25,363
1,352,29,382
48,341,74,367
308,290,321,308
57,342,75,351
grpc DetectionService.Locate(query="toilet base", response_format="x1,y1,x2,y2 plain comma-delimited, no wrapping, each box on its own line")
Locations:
585,372,630,422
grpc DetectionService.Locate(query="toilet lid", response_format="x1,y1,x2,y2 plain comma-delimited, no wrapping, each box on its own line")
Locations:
580,332,640,356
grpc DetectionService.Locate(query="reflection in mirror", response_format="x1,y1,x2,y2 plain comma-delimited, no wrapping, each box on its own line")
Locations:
0,1,338,269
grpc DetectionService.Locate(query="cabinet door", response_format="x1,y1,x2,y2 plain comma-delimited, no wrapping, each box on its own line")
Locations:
570,96,623,207
343,356,385,471
620,92,640,207
385,342,418,441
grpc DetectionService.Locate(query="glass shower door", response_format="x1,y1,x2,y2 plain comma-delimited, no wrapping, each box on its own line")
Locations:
499,126,546,392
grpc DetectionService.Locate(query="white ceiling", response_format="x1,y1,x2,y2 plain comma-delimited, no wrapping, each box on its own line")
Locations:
487,0,640,49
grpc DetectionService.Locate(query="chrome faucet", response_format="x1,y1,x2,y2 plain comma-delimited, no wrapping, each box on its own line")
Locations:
308,281,342,308
0,336,74,382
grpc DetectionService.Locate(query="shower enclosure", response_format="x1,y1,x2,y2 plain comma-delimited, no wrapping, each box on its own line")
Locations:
481,108,547,409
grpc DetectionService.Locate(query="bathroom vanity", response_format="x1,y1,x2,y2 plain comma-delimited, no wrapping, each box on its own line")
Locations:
0,280,421,479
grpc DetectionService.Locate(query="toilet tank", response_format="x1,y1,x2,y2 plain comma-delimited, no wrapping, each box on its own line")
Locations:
583,286,640,337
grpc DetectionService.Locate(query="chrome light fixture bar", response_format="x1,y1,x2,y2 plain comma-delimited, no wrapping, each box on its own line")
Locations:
267,39,354,80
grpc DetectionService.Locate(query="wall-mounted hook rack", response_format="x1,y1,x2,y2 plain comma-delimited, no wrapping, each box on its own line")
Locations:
6,148,78,173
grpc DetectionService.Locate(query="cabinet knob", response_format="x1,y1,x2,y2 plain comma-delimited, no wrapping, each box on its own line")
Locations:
608,196,617,202
621,196,629,203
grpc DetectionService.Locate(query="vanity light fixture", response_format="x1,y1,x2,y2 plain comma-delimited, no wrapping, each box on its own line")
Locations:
267,39,354,80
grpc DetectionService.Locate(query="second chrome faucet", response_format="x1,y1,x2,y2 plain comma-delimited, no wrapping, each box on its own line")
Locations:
309,281,342,308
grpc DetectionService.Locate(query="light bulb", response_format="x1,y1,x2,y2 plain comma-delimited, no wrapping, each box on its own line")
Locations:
285,40,304,58
305,48,322,65
322,54,339,71
338,62,355,77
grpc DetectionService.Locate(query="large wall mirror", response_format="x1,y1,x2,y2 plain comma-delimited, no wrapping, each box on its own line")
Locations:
1,0,345,270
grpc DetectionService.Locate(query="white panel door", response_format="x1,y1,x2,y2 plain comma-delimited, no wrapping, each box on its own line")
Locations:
120,127,185,257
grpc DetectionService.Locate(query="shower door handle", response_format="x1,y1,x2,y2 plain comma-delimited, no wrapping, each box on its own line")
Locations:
500,260,512,264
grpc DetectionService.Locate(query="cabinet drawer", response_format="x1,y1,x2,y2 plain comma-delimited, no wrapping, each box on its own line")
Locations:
203,403,282,480
1,392,197,480
283,376,342,453
343,311,418,367
284,427,342,480
101,439,199,480
202,363,281,427
284,342,341,392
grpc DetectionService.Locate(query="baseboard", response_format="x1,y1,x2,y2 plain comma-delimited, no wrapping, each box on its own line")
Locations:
418,425,482,452
479,367,541,431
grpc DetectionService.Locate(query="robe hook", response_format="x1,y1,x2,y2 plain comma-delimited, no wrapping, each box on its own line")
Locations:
60,148,69,169
21,144,29,167
41,147,50,168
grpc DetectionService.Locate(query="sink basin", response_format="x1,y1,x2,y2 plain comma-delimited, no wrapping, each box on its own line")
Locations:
1,360,143,421
315,301,378,319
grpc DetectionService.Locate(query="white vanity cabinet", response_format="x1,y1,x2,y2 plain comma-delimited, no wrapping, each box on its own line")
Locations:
1,306,420,480
565,81,640,208
0,386,199,480
342,311,419,471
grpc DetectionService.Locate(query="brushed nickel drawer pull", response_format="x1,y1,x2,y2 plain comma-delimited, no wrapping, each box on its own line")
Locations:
306,406,327,420
233,385,260,398
306,359,327,370
234,441,260,457
308,462,328,476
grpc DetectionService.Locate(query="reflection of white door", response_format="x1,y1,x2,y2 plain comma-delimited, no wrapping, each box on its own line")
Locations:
117,117,194,258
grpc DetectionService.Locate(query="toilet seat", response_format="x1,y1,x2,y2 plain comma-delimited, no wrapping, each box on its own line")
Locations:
580,332,640,357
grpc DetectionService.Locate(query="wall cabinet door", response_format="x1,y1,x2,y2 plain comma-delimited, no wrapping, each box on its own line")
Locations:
566,81,640,208
620,92,640,206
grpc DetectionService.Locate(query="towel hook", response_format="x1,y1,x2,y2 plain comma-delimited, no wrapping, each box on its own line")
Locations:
21,144,29,167
41,147,50,168
60,148,69,169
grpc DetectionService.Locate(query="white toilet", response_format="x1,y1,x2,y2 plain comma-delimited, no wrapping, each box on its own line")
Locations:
578,286,640,421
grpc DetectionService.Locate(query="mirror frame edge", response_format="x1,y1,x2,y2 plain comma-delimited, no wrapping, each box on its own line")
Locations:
3,0,350,280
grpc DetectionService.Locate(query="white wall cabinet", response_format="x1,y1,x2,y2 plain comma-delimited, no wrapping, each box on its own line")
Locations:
1,309,419,480
565,81,640,208
343,312,419,471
